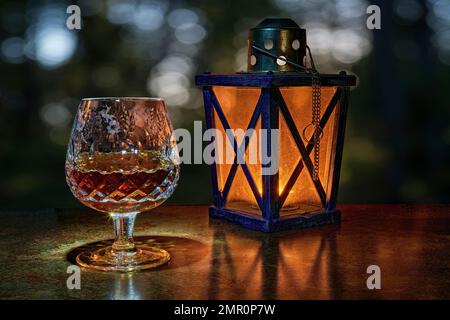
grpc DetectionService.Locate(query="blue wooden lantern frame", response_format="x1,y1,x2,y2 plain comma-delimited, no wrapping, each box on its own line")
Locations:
195,71,356,232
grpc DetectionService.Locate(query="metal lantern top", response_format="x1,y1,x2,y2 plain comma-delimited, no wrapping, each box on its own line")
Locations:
247,18,307,72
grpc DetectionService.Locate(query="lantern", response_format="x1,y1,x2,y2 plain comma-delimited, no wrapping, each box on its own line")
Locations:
195,18,356,232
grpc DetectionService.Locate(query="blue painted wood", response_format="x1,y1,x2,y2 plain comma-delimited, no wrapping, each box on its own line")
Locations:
240,162,263,210
195,72,356,87
210,206,270,231
222,161,238,204
327,87,350,210
203,89,223,208
209,206,341,232
279,160,303,208
261,88,279,220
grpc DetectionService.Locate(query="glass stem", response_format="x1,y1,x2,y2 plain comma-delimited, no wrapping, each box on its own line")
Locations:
111,212,138,255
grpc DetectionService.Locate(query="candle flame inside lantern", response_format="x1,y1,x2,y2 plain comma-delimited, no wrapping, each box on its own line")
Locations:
256,183,294,196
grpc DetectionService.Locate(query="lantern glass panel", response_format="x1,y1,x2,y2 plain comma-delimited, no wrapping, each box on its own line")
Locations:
278,87,338,215
212,86,262,214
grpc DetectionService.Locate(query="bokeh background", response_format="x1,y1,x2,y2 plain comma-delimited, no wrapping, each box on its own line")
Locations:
0,0,449,209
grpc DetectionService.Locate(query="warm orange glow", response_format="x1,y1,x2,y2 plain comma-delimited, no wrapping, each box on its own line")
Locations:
256,182,294,196
212,85,339,216
206,223,341,299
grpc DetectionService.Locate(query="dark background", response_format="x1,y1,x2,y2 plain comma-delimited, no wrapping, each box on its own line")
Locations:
0,0,449,209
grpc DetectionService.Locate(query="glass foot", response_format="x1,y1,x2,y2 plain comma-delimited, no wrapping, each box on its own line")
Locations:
76,244,170,272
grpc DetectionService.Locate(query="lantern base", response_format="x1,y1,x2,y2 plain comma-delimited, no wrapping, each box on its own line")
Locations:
209,206,340,232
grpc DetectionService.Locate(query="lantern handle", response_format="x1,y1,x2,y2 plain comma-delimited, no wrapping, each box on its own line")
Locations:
306,45,318,73
251,42,319,73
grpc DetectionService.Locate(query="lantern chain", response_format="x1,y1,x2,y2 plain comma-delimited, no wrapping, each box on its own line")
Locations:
311,71,321,181
308,45,321,182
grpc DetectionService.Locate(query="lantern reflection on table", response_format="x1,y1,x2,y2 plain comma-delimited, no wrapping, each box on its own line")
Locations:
196,18,356,232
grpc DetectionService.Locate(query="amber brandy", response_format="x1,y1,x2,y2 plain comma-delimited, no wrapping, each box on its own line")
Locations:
66,151,179,213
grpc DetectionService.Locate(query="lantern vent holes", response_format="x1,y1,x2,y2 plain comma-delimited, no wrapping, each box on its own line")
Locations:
250,55,257,66
277,56,287,66
292,39,300,50
264,39,274,50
